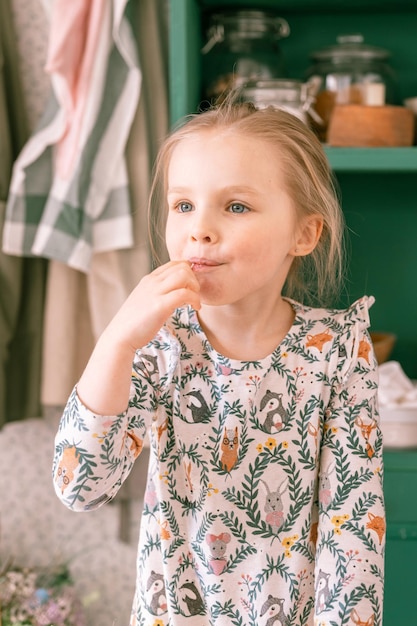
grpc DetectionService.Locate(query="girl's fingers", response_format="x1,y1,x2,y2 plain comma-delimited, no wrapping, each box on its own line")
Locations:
152,260,200,295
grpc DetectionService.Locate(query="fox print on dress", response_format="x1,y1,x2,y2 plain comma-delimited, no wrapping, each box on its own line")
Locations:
53,297,385,626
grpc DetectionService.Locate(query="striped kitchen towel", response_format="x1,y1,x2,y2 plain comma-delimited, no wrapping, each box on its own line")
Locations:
2,0,141,272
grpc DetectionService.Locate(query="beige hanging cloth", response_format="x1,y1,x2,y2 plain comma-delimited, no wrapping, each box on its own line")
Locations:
41,0,169,408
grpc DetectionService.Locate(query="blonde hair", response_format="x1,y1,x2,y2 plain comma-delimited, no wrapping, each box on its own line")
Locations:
149,101,346,307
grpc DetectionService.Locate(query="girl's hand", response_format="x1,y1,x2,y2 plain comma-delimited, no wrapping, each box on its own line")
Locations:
105,260,201,353
76,261,200,415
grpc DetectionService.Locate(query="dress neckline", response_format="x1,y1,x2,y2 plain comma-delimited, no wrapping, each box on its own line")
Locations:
186,299,304,372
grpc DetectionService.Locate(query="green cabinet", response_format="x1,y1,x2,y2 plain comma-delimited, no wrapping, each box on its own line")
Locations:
169,0,417,380
383,450,417,624
168,2,417,622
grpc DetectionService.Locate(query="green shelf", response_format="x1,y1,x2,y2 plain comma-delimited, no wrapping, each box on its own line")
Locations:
325,147,417,172
199,0,417,11
386,523,417,540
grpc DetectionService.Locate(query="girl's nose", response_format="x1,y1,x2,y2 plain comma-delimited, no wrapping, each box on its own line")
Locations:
190,213,217,243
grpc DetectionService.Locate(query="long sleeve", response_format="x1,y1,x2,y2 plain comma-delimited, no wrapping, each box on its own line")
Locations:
52,302,385,626
315,317,385,624
52,381,150,512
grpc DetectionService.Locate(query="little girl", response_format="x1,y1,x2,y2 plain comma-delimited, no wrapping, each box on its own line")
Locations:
53,102,385,626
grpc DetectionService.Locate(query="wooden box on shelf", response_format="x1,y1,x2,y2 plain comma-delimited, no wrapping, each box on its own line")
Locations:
327,104,415,147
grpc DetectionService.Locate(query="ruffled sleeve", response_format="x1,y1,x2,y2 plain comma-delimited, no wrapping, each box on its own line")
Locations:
333,295,376,386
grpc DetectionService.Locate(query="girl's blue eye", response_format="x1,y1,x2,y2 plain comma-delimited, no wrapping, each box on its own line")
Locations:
229,203,248,214
177,202,193,213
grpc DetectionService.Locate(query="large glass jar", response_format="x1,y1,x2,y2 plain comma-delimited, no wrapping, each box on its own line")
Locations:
239,78,321,127
201,10,290,103
306,34,398,140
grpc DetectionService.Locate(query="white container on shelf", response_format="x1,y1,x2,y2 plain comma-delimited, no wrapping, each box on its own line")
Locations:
378,362,417,449
380,405,417,449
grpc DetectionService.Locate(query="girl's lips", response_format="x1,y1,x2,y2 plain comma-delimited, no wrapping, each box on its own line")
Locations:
189,258,221,271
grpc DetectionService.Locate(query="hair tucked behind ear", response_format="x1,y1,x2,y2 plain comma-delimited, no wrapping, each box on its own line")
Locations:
149,100,346,307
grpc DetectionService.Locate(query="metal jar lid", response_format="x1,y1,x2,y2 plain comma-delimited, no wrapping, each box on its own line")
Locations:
242,79,304,103
310,34,391,62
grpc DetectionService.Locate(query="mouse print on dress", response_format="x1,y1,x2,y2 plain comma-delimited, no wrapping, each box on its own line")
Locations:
206,531,231,575
53,296,385,625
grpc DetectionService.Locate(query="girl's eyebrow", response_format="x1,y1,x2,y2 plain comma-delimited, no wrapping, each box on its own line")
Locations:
167,185,258,196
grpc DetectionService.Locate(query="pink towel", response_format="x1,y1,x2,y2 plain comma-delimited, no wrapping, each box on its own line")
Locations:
45,0,106,178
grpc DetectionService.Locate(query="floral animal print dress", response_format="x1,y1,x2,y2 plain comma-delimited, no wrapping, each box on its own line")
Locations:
53,296,385,626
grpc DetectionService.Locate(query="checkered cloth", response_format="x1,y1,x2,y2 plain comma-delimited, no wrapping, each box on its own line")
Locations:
2,0,141,272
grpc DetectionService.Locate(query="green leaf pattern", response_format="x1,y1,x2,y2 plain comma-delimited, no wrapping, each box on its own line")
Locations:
53,297,384,626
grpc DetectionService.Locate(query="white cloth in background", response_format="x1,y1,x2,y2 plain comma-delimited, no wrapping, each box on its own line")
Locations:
378,361,417,407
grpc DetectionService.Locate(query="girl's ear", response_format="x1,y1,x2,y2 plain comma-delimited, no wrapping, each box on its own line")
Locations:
292,214,323,256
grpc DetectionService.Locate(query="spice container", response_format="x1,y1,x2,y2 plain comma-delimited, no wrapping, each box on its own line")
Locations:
306,34,398,140
201,10,290,102
239,77,322,126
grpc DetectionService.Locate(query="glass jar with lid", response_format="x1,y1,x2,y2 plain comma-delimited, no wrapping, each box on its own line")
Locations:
239,77,322,127
306,34,398,140
201,10,290,103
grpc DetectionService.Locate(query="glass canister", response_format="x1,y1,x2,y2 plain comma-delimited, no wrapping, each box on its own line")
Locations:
306,34,398,140
239,77,322,126
201,10,290,103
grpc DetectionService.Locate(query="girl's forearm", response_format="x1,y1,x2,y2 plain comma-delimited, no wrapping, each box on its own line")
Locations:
76,331,137,416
